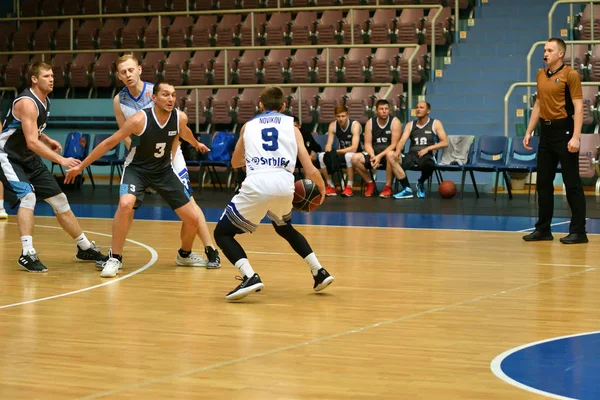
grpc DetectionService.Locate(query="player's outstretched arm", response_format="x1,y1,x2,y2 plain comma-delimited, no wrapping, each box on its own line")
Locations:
65,112,143,184
16,100,72,166
177,111,209,153
295,127,325,202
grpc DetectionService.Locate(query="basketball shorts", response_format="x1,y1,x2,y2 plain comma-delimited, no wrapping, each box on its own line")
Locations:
401,152,435,171
362,151,387,170
219,171,294,234
0,155,62,208
120,164,190,210
172,145,192,196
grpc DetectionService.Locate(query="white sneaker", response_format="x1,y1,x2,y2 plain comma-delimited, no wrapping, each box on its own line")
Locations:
101,257,122,278
0,209,7,219
176,251,208,267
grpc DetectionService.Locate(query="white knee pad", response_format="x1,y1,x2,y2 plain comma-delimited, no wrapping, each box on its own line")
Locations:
345,152,354,167
19,192,36,210
318,152,326,169
45,193,71,214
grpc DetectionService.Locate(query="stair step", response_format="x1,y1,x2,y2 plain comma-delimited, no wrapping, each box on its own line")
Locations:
441,122,504,136
424,94,522,109
456,43,535,57
442,67,527,81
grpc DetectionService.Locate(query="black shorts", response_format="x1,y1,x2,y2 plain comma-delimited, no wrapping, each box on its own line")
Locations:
120,165,191,210
0,157,62,208
362,151,387,170
401,152,435,171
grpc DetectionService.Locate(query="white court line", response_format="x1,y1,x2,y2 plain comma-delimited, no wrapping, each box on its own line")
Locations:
76,267,596,400
0,223,158,310
518,218,590,233
490,330,600,400
50,214,600,236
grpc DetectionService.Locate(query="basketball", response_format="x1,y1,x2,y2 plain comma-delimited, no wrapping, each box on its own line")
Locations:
293,179,322,212
439,180,457,199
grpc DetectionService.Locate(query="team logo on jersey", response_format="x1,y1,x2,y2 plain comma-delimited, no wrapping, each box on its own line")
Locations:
555,78,560,84
425,130,432,134
168,130,177,136
249,156,291,168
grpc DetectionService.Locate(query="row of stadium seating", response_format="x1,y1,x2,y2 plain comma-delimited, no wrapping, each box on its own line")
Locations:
0,47,428,90
18,0,471,17
0,8,452,51
180,84,405,125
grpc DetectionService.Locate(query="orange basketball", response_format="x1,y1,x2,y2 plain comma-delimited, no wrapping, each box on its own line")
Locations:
293,179,322,212
439,181,457,199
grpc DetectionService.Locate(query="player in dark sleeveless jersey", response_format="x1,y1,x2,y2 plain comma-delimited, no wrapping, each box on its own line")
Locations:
351,99,401,198
65,82,207,278
0,62,108,272
317,105,362,197
388,101,448,199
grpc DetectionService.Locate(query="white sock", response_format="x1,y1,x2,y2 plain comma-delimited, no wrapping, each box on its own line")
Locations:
76,233,92,250
235,258,255,278
347,180,353,188
327,180,334,187
304,252,322,276
21,235,34,255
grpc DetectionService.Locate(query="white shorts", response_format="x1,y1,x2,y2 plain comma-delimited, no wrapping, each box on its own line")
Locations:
172,145,192,195
221,172,294,233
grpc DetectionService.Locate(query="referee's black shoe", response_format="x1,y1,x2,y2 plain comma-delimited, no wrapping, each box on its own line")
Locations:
560,233,589,244
522,230,554,242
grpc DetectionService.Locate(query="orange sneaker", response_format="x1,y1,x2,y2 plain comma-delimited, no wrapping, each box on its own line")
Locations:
325,185,337,196
364,182,376,197
341,185,354,197
379,185,393,198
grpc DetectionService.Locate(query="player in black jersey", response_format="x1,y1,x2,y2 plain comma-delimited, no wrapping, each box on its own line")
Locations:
66,82,207,278
388,101,448,199
317,105,362,197
0,62,108,272
351,99,401,198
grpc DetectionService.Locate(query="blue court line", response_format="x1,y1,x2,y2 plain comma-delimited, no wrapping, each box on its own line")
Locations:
4,202,597,233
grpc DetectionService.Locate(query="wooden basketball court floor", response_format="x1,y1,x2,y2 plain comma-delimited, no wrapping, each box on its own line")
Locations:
1,195,600,399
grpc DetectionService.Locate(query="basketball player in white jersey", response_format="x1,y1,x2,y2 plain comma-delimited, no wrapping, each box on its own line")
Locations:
214,86,334,301
114,54,221,268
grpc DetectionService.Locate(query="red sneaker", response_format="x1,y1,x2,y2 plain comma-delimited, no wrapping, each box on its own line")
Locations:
364,182,376,197
379,185,393,198
325,185,337,196
341,185,354,197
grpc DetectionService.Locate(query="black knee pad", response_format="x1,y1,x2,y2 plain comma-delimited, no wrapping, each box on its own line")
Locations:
272,220,295,239
214,219,243,247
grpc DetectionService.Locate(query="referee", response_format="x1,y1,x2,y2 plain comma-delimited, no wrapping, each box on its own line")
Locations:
523,38,588,244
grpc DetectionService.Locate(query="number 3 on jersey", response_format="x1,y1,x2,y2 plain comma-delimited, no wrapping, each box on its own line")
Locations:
154,142,166,157
261,128,279,151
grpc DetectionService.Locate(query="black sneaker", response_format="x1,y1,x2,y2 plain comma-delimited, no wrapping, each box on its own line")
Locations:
18,249,48,273
313,268,334,292
522,230,554,242
205,246,221,269
76,241,109,263
225,273,264,301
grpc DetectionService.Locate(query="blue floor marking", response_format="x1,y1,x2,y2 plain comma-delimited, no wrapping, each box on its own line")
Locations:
4,202,593,233
495,332,600,400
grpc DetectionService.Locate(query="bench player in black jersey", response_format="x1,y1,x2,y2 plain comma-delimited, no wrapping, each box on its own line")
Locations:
65,82,206,278
388,101,448,199
351,99,401,197
317,105,362,197
0,62,108,272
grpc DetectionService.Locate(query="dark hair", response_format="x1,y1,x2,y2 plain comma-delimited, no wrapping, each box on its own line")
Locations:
260,86,285,111
153,81,173,95
375,99,390,109
548,37,566,56
419,101,431,110
27,62,53,86
293,115,300,125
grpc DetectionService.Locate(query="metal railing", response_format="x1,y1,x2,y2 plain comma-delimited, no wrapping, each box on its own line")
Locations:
179,82,393,132
548,0,600,39
10,0,461,45
526,39,600,108
0,87,17,97
504,81,600,137
0,3,449,82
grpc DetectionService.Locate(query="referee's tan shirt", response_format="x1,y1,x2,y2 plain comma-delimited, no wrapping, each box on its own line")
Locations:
536,65,582,120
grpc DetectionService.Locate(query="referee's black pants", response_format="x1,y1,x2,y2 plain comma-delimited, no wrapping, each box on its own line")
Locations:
535,119,586,234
